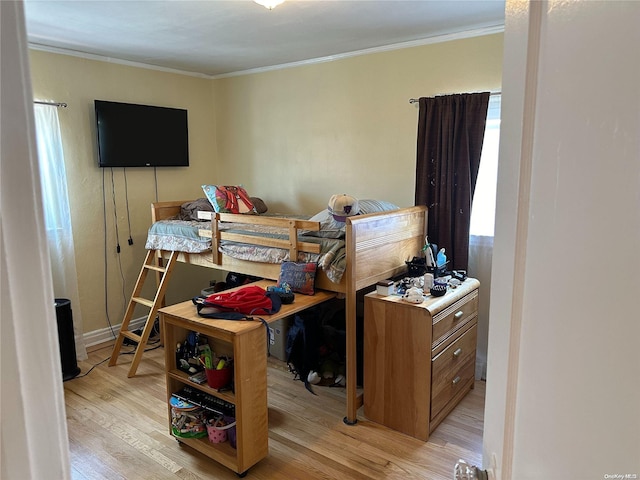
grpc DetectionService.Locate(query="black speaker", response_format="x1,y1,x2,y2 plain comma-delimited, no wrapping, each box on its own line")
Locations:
55,298,81,381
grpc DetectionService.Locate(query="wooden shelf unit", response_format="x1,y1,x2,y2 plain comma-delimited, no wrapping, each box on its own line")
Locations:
160,280,335,476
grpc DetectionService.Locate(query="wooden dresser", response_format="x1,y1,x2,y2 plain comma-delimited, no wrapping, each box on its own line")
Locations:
363,278,479,441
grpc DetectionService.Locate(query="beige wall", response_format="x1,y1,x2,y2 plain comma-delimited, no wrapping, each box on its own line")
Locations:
214,33,503,213
28,32,503,339
29,51,220,336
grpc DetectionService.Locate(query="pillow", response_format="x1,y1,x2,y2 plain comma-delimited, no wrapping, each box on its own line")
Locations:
179,198,214,221
306,199,401,238
358,199,400,215
278,262,317,295
250,197,268,214
202,185,257,214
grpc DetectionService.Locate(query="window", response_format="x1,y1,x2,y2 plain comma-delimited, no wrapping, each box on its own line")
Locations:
469,94,501,237
34,103,87,360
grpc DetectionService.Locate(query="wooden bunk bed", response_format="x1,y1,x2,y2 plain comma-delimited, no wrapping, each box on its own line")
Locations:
151,200,427,424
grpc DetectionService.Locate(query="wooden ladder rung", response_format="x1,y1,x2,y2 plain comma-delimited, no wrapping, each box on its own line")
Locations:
109,249,178,377
132,296,154,308
121,331,142,343
144,264,167,273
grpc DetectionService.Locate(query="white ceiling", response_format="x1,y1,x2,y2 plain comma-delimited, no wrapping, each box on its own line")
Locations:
24,0,505,78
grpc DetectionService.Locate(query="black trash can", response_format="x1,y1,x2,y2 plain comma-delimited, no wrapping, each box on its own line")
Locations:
54,298,81,381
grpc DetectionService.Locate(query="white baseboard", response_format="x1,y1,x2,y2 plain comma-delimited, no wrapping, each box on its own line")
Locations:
83,316,148,348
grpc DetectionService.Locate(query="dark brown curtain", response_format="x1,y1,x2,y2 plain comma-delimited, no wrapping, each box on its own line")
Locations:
415,93,490,271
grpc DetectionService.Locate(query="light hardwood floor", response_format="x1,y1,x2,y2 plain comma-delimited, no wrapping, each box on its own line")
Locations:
65,343,484,480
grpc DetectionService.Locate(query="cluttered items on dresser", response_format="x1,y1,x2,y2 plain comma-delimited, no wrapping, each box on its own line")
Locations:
406,236,449,278
394,235,472,303
393,273,469,301
377,245,470,305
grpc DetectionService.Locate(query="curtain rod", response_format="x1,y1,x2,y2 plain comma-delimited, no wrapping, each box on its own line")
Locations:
34,100,68,108
409,91,501,104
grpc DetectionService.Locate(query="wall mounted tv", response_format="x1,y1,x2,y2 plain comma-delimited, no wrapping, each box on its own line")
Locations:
95,100,189,168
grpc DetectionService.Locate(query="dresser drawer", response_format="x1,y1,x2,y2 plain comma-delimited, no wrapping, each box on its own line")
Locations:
432,290,478,349
431,356,475,420
431,323,477,387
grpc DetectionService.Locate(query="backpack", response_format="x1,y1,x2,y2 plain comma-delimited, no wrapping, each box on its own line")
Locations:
193,285,281,318
192,286,282,356
202,185,257,214
286,308,323,394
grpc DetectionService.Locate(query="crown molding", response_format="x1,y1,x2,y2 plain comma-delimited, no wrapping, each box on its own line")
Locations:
28,43,213,79
29,24,504,80
213,24,504,79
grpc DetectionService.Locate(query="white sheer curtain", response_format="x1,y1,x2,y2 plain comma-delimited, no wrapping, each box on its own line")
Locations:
34,104,87,361
468,94,501,380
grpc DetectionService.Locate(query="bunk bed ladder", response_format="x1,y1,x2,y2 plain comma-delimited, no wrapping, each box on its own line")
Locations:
108,249,178,377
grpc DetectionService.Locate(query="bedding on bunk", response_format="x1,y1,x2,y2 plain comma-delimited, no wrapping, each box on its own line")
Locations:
144,199,400,284
145,216,347,282
217,222,347,284
145,218,212,253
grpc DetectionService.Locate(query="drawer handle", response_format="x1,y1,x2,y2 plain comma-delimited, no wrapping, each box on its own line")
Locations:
453,348,463,357
452,376,461,385
454,311,464,320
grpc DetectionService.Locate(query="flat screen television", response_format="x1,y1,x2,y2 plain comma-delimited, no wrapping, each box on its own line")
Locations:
95,100,189,168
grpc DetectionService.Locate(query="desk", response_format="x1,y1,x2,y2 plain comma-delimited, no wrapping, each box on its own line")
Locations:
160,280,335,476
